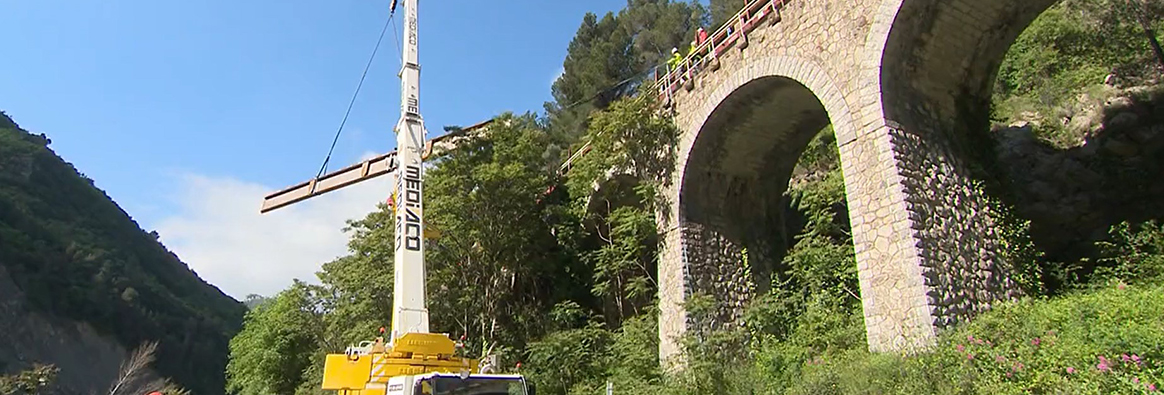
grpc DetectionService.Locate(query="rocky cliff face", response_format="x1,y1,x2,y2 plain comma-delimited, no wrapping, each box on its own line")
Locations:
992,85,1164,264
0,264,132,395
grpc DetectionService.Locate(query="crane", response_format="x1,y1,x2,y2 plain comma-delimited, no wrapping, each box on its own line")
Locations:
259,1,532,394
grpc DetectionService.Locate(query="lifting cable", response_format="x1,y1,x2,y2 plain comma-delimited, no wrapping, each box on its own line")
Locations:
556,65,662,112
316,6,398,179
312,0,669,178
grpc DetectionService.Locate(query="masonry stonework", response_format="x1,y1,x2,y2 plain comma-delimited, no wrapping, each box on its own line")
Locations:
657,0,1061,364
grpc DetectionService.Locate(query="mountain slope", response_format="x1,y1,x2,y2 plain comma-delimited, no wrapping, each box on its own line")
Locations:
0,111,246,394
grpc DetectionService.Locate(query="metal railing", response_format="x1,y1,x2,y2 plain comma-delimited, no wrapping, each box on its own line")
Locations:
657,0,786,103
558,0,788,174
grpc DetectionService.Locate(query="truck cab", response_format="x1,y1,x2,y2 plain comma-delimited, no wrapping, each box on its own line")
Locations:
389,373,533,395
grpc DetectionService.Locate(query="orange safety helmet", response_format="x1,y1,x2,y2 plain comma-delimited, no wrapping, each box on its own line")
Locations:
147,392,163,395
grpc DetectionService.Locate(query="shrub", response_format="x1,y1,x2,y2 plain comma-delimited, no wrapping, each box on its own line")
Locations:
788,282,1164,394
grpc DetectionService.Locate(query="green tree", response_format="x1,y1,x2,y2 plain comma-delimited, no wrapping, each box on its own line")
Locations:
314,206,395,352
242,294,271,310
544,1,706,168
425,112,588,363
225,207,398,395
524,309,662,395
544,11,637,167
566,91,679,194
710,0,747,27
565,92,679,324
225,282,323,395
996,0,1164,103
1068,0,1164,71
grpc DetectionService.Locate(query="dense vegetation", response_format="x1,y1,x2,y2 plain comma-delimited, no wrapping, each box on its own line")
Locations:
5,0,1163,393
0,111,247,394
233,0,1164,394
222,0,1164,393
992,0,1164,147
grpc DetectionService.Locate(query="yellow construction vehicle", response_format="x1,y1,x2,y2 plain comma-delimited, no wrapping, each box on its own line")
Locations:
319,331,528,395
259,1,532,394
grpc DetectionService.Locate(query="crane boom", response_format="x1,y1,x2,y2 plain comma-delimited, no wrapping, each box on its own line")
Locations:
390,0,429,344
259,2,533,393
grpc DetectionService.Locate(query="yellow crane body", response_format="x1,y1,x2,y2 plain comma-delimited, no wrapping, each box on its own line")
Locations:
323,333,481,395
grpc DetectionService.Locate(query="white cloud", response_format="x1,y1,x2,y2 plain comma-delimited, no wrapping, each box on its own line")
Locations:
153,167,391,300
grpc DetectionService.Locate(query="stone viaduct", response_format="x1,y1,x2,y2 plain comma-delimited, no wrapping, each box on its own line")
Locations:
641,0,1060,364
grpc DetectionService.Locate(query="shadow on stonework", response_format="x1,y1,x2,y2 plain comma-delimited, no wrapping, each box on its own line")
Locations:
989,84,1164,288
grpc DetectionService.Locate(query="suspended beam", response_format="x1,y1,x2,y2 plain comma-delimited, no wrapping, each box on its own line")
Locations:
259,119,494,214
260,152,398,213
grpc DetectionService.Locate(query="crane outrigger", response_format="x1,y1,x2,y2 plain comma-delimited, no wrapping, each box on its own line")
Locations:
259,1,532,394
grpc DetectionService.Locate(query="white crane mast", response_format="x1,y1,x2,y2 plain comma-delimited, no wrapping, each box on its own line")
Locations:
261,3,533,391
390,0,429,343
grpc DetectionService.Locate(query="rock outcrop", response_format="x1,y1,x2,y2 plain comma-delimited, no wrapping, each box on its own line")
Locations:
0,265,132,395
992,85,1164,263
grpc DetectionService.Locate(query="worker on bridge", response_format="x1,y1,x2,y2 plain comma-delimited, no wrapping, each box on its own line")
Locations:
667,47,683,72
687,40,702,73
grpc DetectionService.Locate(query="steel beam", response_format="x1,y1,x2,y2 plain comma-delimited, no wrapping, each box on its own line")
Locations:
260,152,399,213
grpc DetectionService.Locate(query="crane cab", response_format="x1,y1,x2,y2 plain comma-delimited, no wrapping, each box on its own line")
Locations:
322,332,533,395
392,373,532,395
334,373,533,395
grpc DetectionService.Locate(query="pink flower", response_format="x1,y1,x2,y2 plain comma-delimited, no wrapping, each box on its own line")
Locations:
957,344,965,352
1031,338,1041,346
1134,378,1141,384
996,355,1006,363
1118,282,1127,290
1148,383,1156,392
967,354,975,360
1066,367,1076,374
1006,371,1013,378
1097,355,1112,372
1013,362,1024,371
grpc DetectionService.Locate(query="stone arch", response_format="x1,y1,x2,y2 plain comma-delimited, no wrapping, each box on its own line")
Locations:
869,0,1058,136
860,0,1164,311
675,55,858,155
664,55,858,352
829,0,1064,353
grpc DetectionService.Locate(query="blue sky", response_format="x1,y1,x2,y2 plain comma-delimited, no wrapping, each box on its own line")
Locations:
0,0,637,298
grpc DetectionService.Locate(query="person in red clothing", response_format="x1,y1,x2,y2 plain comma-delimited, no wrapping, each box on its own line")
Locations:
697,27,709,46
